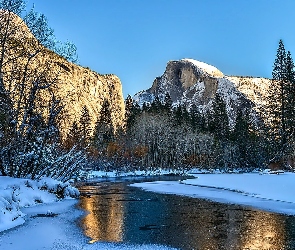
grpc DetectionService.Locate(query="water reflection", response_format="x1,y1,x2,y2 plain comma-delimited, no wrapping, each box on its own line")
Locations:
241,212,286,249
79,184,125,243
78,180,295,250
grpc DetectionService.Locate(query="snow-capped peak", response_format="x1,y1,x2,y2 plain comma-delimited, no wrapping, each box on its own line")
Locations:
181,58,224,78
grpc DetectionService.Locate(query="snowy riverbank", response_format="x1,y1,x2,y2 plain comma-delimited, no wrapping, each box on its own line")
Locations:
5,171,294,249
0,198,176,250
131,172,295,215
0,176,177,250
85,168,189,179
0,176,79,232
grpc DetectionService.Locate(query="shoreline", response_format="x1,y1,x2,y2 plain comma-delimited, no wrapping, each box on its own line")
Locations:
0,178,177,250
131,172,295,215
0,199,89,249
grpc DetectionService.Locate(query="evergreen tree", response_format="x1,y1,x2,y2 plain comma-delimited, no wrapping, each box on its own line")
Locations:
125,95,133,119
173,104,190,126
150,95,163,113
208,93,230,139
164,92,173,111
190,103,205,132
64,121,80,148
273,39,287,147
285,51,295,142
272,40,287,81
173,105,183,126
142,102,150,112
125,95,141,131
181,104,190,123
231,110,250,166
93,99,114,148
0,84,13,140
266,39,294,157
232,110,249,139
79,105,92,146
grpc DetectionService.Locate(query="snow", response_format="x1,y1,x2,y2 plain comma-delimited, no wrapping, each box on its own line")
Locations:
0,176,79,232
133,90,154,106
0,198,175,250
86,169,188,179
181,58,224,78
131,172,295,215
0,176,177,250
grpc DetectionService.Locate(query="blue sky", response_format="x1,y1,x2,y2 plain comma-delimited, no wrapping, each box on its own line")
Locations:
26,0,295,97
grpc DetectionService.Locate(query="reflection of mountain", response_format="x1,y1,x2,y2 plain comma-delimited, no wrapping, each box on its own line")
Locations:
79,185,125,243
241,211,285,250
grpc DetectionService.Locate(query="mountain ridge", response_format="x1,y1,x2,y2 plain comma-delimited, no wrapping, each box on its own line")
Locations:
133,59,271,126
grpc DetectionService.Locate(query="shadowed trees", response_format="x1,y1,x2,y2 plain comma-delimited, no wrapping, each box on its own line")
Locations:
0,0,83,180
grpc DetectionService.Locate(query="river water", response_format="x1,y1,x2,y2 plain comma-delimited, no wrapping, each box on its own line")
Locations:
78,177,295,250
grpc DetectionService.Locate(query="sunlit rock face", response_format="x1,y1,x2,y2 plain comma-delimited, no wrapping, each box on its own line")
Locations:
134,59,271,126
226,76,271,109
0,11,125,137
142,59,221,103
41,58,126,135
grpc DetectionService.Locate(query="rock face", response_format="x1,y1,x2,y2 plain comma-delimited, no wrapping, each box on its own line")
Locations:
226,76,271,109
134,59,271,126
1,11,125,137
42,56,126,135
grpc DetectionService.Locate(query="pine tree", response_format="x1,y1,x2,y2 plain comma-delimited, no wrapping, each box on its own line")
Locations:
267,39,293,157
164,92,173,111
190,103,205,132
273,39,287,147
272,40,287,81
173,105,183,126
64,121,80,148
125,95,141,131
285,51,295,143
93,99,114,148
0,85,13,139
208,93,230,139
150,95,162,113
79,105,92,146
125,95,133,119
231,110,250,166
142,102,150,112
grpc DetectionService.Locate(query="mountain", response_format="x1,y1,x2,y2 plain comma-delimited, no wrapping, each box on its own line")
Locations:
40,56,126,135
134,59,271,126
0,10,125,137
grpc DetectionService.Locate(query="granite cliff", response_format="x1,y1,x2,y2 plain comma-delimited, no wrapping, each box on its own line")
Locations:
134,59,271,126
0,10,125,137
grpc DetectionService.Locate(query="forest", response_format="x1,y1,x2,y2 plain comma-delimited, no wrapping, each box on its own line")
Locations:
63,39,295,174
68,38,295,174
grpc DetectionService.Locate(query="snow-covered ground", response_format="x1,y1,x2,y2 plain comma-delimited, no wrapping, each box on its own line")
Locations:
0,176,177,250
0,197,175,250
131,172,295,215
0,176,79,232
85,168,188,179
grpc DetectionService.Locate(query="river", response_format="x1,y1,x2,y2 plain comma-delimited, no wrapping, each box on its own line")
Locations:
78,176,295,250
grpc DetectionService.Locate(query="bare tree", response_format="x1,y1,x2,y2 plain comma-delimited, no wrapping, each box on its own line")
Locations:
0,0,84,180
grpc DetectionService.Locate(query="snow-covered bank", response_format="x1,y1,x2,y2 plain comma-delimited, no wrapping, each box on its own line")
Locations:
0,176,177,250
85,169,188,179
0,199,176,250
131,172,295,215
0,176,79,232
